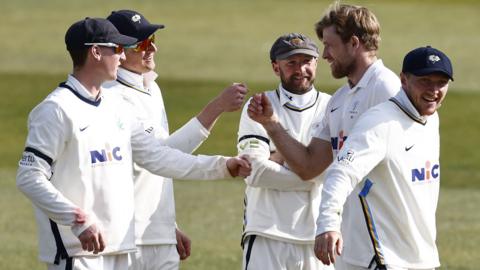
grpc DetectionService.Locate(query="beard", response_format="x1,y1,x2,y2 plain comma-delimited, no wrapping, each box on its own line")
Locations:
280,72,315,94
330,57,356,79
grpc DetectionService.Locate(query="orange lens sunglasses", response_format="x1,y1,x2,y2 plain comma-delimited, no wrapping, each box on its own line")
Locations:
129,35,155,52
112,45,124,54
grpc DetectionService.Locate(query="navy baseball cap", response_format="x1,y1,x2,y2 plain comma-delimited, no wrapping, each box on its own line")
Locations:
270,33,319,61
402,46,454,81
107,10,165,41
65,18,138,51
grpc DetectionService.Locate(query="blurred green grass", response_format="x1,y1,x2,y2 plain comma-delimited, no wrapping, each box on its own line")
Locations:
1,0,479,269
0,0,479,90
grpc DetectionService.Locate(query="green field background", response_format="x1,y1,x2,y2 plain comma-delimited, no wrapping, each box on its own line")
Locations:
1,0,479,269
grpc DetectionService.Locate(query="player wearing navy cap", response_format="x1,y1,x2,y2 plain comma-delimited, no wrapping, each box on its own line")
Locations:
103,10,248,270
315,45,453,270
16,17,250,270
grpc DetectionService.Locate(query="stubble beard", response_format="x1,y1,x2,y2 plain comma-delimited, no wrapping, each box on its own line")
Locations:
331,58,356,79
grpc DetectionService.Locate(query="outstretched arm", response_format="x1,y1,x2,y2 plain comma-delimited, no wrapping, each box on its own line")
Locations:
197,83,248,131
247,93,332,180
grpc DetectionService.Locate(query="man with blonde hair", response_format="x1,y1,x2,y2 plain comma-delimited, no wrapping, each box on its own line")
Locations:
247,3,400,269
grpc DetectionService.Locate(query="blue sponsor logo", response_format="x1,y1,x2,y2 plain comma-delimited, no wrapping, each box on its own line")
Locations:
411,161,439,182
90,145,122,164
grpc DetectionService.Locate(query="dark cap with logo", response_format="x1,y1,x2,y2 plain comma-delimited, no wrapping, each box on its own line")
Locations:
402,46,454,81
65,17,138,51
107,10,165,41
270,33,319,61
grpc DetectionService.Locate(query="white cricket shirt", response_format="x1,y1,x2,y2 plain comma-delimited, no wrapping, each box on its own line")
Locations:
312,59,400,262
103,68,209,245
16,75,229,263
238,85,330,243
318,89,440,269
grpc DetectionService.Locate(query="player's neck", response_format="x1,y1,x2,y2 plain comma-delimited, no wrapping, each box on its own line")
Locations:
72,69,103,97
347,53,377,87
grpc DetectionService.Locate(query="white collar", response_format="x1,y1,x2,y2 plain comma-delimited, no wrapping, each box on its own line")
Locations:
277,84,318,109
66,74,102,101
116,67,148,93
390,88,428,125
349,59,384,93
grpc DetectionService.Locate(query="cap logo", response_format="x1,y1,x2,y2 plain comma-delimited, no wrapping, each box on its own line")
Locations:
290,37,304,46
131,14,141,23
428,54,441,64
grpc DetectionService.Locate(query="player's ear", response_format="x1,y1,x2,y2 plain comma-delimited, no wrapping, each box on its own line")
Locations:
400,72,409,89
272,61,280,76
350,35,360,50
89,45,102,61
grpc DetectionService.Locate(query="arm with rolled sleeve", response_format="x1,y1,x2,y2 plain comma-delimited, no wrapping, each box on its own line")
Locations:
238,103,314,191
316,110,389,235
16,102,92,235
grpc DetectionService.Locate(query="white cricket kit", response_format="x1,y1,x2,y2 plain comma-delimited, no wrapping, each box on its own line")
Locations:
312,60,400,264
318,90,441,269
16,75,230,264
104,68,209,246
238,85,330,244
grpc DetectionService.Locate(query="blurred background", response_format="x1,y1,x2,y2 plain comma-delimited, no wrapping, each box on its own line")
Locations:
1,0,479,269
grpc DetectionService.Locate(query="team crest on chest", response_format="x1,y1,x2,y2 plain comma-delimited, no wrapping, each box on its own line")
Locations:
349,100,360,119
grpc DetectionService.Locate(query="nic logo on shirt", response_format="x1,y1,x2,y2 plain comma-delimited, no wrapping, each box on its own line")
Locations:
411,161,439,182
90,144,122,165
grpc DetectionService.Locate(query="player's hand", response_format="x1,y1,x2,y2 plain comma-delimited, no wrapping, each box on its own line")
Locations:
226,155,251,177
78,223,105,254
269,151,285,165
216,82,248,112
176,228,191,260
314,231,343,265
247,93,277,126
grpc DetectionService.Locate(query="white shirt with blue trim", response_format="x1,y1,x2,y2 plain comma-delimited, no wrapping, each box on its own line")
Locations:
103,68,210,246
238,85,330,243
317,90,441,269
311,59,401,265
16,74,229,263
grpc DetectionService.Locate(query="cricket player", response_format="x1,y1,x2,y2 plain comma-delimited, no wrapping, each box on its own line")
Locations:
238,33,331,270
16,17,250,270
247,3,400,268
103,10,248,270
316,46,453,270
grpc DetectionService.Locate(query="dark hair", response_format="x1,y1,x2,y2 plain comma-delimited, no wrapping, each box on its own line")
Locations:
67,48,89,68
315,3,380,51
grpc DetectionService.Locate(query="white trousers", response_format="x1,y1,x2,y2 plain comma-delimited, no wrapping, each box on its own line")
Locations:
128,244,180,270
334,255,435,270
242,235,334,270
47,254,128,270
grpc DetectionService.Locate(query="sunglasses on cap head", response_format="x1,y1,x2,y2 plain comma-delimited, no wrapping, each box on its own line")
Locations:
84,42,124,54
126,35,155,52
